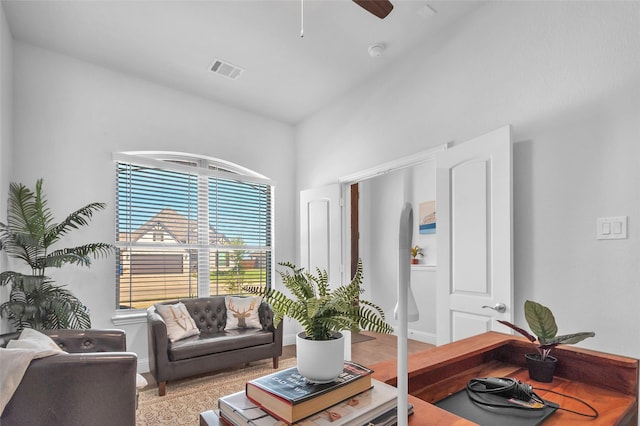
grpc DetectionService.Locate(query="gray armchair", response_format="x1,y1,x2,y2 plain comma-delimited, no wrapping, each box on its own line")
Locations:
0,329,138,426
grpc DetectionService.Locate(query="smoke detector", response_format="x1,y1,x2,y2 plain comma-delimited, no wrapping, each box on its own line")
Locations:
209,58,244,80
368,44,385,58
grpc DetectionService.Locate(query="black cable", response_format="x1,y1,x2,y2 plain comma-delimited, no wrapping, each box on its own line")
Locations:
534,387,599,419
467,377,547,409
466,377,599,419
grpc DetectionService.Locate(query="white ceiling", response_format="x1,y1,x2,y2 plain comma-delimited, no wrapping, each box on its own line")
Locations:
2,0,484,124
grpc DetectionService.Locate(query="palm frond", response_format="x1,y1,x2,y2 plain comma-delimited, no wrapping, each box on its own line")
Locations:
42,243,114,269
45,202,107,246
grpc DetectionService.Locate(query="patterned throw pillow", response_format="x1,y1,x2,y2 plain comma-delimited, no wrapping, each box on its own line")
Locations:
155,302,200,342
225,296,262,330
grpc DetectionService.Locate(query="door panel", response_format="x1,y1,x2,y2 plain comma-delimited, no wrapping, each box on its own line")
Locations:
299,184,342,286
452,160,488,295
452,312,492,342
436,125,513,346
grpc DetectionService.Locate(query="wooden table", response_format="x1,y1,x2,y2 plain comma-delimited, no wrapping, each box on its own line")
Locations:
370,331,639,425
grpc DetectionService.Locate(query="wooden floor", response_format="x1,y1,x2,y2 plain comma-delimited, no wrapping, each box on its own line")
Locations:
142,331,434,390
282,331,434,366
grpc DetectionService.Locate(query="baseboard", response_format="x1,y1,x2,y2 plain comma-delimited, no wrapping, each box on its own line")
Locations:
406,329,436,345
283,333,297,347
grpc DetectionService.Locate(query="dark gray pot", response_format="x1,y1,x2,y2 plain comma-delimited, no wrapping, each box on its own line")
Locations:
525,353,557,383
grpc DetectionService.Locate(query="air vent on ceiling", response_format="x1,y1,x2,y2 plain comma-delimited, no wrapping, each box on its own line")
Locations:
209,58,244,80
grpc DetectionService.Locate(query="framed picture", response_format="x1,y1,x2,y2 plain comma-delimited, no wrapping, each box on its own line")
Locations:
419,200,436,234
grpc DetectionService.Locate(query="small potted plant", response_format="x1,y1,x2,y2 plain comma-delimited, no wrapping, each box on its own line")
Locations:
244,259,393,383
497,300,595,382
410,245,423,264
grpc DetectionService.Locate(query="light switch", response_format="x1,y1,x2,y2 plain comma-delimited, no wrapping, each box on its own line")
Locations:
613,222,622,234
597,216,628,240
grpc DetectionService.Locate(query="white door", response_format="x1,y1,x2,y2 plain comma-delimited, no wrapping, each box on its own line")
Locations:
300,184,350,358
436,125,513,346
299,184,343,285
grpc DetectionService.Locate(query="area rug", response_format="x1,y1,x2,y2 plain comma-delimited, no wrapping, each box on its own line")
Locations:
137,357,297,425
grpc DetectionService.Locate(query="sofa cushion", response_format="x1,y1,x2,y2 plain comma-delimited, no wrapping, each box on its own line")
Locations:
168,328,274,361
156,302,200,342
225,296,262,329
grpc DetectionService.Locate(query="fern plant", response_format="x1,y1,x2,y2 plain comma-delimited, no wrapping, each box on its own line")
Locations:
245,259,393,340
0,179,113,330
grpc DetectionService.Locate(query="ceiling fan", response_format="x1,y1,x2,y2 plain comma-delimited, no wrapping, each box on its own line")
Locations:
299,0,393,37
352,0,394,19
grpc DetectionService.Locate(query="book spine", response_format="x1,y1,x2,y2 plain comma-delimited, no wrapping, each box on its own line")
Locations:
244,393,294,425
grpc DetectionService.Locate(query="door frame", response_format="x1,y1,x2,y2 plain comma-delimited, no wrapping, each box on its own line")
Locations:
339,144,449,277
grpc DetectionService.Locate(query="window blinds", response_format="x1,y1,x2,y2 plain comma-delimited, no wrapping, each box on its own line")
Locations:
115,155,272,310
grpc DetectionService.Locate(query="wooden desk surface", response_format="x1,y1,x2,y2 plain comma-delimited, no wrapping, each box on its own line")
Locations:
371,332,639,426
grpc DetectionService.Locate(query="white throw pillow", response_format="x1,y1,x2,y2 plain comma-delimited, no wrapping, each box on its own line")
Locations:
155,302,200,342
225,296,262,330
6,328,66,358
136,373,148,390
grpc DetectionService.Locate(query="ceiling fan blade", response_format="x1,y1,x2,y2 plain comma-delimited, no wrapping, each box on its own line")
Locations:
352,0,394,19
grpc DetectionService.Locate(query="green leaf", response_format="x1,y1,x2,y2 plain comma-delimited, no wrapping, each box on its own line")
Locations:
546,332,595,346
524,300,558,342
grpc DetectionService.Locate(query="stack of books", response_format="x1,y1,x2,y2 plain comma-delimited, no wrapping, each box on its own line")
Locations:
217,361,411,425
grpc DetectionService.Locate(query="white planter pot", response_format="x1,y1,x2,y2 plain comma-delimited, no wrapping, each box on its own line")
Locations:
295,331,344,383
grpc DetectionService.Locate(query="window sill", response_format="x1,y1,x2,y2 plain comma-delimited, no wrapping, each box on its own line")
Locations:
111,311,147,326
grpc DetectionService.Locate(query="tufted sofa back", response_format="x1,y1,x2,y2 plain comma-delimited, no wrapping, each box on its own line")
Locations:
154,296,275,334
0,329,127,352
46,329,128,352
182,297,228,334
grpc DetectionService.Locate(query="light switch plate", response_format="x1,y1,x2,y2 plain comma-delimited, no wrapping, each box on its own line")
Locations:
597,216,627,240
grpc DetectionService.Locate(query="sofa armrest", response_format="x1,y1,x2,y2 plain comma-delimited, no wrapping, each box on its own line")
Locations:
259,302,283,352
1,352,138,426
45,329,127,352
147,306,171,381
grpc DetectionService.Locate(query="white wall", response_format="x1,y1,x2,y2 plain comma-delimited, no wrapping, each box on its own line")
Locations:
296,2,640,359
0,5,13,333
10,42,296,366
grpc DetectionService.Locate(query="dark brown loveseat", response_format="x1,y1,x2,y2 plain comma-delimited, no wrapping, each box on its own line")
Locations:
147,296,283,396
0,329,137,426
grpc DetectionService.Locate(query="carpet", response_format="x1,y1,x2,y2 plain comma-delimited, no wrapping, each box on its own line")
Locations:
136,357,297,425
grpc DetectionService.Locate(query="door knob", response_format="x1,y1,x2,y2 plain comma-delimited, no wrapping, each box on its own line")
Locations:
482,303,507,313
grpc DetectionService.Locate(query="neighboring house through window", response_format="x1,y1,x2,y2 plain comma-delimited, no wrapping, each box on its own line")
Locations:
114,152,273,310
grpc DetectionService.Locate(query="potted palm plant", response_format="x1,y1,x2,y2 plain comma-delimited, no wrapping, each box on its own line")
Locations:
0,179,113,330
498,300,595,382
245,259,393,383
410,245,423,264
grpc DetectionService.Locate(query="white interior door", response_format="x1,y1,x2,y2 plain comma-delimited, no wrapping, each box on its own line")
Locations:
299,184,343,285
300,184,350,358
436,125,513,346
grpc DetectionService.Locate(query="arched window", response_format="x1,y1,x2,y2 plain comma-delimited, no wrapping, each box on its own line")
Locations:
114,151,273,310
